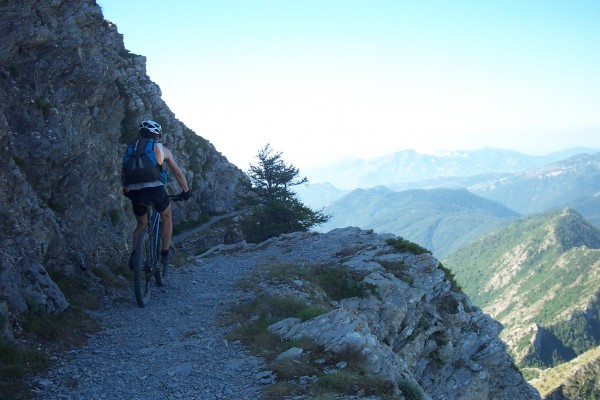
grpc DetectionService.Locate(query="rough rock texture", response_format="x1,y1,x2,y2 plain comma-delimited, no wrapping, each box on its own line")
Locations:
0,0,248,330
221,227,540,400
33,227,540,400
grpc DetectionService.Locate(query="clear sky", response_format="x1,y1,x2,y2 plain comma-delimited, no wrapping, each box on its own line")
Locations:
97,0,600,170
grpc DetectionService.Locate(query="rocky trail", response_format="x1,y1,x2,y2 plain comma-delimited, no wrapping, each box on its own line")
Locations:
31,226,381,400
32,230,268,399
30,226,541,400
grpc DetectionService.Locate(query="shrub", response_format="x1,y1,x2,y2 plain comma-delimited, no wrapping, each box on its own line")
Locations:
398,379,423,400
386,238,430,255
437,262,463,293
311,266,377,301
35,96,51,119
0,340,50,399
377,259,414,284
313,371,396,398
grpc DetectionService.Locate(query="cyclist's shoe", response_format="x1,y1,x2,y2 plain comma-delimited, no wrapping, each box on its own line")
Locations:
128,251,135,270
161,246,175,267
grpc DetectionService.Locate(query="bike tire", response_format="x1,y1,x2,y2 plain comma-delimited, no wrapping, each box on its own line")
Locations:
154,235,166,286
133,230,152,307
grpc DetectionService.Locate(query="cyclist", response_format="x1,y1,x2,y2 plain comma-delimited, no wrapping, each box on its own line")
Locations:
122,120,191,270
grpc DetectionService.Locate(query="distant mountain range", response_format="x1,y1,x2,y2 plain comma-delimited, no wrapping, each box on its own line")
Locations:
315,187,520,258
469,153,600,226
299,149,600,231
299,149,600,397
443,209,600,367
304,147,599,189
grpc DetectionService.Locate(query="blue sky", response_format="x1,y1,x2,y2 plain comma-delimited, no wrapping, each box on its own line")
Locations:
98,0,600,169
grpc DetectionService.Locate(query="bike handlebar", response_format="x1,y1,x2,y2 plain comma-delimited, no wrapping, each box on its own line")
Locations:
169,193,190,202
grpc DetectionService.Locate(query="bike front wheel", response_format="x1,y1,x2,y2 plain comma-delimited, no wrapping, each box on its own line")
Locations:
133,230,152,307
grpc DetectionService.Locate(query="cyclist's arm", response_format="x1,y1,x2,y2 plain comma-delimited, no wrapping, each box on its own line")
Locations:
163,147,190,192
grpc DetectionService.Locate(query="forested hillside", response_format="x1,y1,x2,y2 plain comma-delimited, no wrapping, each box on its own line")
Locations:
317,187,520,258
443,208,600,366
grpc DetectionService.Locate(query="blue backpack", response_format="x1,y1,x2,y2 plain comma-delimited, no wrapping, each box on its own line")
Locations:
122,137,167,185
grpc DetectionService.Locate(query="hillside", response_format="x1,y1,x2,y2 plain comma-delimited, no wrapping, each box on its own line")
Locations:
525,346,600,398
470,153,600,224
443,208,600,367
317,187,520,258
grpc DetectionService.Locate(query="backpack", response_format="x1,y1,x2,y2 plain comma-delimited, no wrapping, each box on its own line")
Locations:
122,137,167,185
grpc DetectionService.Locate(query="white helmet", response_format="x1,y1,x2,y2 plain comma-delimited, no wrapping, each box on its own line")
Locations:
138,120,162,137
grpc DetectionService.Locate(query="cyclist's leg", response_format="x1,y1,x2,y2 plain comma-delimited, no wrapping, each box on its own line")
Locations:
152,185,172,254
159,203,173,253
133,213,148,248
130,192,149,249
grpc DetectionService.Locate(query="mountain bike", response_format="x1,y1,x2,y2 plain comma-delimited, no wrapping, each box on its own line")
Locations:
132,194,184,307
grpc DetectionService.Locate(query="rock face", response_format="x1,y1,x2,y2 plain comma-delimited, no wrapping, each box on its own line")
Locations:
0,1,247,329
207,227,540,399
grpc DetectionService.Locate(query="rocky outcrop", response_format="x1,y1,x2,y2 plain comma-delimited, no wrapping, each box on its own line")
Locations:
205,227,540,399
0,0,248,333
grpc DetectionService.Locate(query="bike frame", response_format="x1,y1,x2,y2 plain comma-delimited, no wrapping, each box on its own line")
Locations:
133,194,181,307
147,207,162,271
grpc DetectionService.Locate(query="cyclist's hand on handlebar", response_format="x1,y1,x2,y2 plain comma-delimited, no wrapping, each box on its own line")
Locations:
178,190,192,201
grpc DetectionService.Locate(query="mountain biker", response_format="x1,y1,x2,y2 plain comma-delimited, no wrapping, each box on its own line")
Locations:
122,120,191,270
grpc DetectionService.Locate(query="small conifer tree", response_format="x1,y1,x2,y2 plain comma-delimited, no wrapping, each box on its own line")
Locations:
242,144,330,243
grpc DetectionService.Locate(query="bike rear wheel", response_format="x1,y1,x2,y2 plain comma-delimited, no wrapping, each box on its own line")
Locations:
133,230,152,307
154,236,167,286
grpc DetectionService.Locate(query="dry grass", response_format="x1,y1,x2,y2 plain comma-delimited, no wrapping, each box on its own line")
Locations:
222,261,399,399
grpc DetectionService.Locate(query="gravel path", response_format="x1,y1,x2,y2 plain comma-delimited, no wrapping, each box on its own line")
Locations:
33,248,267,400
32,228,375,399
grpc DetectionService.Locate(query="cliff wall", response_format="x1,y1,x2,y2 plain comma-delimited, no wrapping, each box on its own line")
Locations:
0,0,247,323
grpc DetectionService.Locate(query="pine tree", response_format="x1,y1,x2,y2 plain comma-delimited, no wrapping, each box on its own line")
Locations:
242,144,330,243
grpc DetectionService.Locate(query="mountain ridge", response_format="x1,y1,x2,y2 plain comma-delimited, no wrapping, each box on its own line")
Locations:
469,152,600,224
304,147,599,189
317,187,520,258
443,208,600,368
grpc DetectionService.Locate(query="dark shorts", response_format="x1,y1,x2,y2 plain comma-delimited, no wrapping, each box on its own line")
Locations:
129,186,170,217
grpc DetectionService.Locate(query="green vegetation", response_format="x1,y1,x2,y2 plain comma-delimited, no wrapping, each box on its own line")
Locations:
35,96,51,119
241,145,330,243
107,208,121,225
0,339,50,398
221,261,398,398
319,187,519,258
241,262,378,304
377,259,414,284
23,303,99,346
437,263,463,293
529,346,600,398
386,237,431,255
443,209,600,370
547,299,600,356
0,268,106,399
397,379,424,400
559,356,600,400
92,266,128,290
115,79,138,143
13,157,26,175
313,371,396,398
9,64,20,78
311,265,378,301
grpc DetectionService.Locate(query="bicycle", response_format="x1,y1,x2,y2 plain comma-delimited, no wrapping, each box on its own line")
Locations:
132,194,184,307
